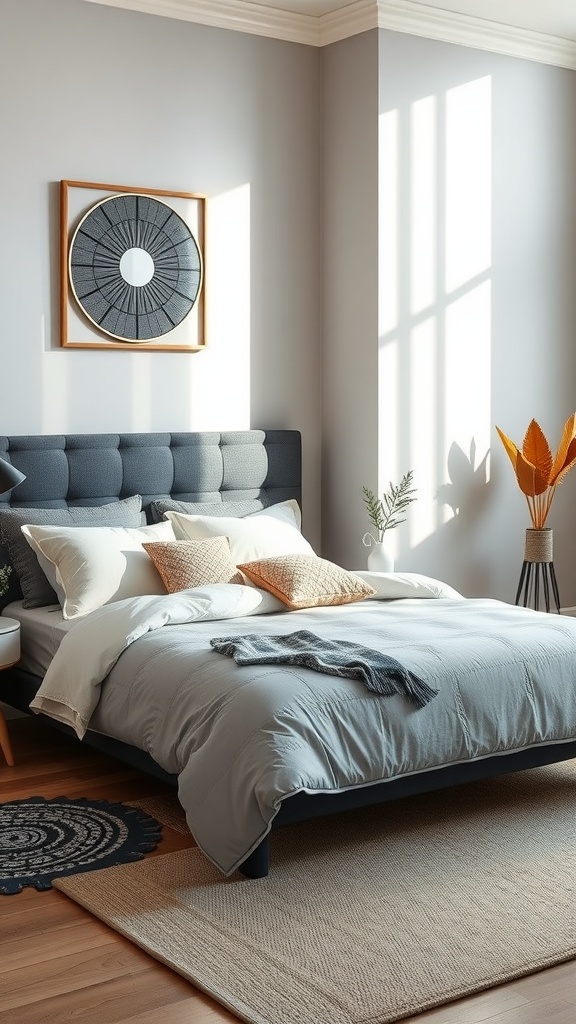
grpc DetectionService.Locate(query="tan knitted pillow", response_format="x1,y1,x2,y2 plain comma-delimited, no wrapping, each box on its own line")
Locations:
143,537,243,592
238,554,376,610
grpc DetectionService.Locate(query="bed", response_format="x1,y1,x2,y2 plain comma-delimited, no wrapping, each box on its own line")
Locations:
2,429,576,879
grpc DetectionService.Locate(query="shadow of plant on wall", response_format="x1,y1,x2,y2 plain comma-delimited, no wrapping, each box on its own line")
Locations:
436,439,490,519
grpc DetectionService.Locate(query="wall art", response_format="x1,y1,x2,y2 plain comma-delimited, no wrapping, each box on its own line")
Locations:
60,180,206,351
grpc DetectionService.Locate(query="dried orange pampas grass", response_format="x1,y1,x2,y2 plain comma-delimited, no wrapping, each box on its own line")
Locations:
496,415,576,528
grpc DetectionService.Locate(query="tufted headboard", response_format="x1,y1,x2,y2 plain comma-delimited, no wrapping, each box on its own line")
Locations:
0,429,301,513
0,429,301,611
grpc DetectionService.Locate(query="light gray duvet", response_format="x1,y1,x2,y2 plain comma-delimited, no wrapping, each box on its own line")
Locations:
31,585,576,874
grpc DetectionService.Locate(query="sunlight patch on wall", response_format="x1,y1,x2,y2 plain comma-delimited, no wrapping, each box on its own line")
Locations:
378,333,400,558
444,279,492,474
410,317,438,546
445,76,491,294
411,95,437,317
378,74,492,551
187,183,251,429
377,106,401,564
378,108,399,337
442,75,492,524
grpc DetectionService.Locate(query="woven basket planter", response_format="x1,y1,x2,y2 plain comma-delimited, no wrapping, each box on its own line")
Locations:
524,528,553,563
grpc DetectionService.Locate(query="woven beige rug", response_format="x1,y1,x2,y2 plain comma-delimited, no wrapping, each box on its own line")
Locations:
54,761,576,1024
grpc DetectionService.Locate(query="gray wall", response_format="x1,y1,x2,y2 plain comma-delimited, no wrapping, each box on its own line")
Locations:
321,31,380,574
322,28,576,606
0,0,322,547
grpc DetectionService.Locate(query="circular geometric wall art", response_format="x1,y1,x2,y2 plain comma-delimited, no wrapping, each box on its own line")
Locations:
68,193,203,343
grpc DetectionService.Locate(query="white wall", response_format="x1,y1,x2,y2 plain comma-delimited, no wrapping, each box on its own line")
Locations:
322,28,576,606
0,0,322,547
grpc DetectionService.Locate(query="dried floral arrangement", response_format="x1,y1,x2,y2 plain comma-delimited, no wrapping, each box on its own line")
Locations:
496,415,576,529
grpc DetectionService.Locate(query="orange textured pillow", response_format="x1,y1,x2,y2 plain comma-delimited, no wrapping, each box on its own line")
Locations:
143,537,243,593
238,554,376,610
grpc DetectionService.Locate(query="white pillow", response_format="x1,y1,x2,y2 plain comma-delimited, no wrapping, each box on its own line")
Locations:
355,571,464,600
21,520,175,619
164,499,315,564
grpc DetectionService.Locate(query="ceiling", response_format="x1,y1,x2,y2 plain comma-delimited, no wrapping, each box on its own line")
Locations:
81,0,576,68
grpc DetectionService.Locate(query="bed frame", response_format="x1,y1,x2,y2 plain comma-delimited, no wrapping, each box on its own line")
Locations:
2,429,576,879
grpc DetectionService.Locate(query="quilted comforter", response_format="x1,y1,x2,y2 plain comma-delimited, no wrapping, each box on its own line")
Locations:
30,578,576,874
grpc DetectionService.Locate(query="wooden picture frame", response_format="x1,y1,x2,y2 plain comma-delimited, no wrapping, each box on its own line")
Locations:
60,180,206,351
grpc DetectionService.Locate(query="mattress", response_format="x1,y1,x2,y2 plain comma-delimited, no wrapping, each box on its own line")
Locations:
1,601,76,677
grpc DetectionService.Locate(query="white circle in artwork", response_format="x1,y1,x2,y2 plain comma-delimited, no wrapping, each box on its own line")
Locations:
119,248,155,287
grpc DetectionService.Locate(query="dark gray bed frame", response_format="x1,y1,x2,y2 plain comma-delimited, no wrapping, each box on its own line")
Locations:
2,429,576,879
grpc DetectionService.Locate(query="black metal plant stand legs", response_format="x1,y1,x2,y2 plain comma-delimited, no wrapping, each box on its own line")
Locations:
515,559,561,614
514,527,561,614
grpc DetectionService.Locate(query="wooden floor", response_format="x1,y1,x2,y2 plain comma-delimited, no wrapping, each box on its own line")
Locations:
1,718,576,1024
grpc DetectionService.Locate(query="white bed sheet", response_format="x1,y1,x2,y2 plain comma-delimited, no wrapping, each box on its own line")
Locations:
2,601,76,676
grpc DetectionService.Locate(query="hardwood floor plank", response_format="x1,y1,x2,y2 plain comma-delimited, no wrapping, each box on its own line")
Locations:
1,773,170,802
503,960,576,1007
0,887,63,918
474,996,576,1023
0,894,93,936
114,994,240,1024
0,972,199,1024
399,984,530,1023
1,918,113,974
0,941,153,1013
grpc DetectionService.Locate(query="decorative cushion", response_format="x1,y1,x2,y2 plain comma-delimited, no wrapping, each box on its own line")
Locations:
0,495,144,609
164,500,312,564
148,498,266,524
238,554,377,610
143,537,243,592
21,520,175,619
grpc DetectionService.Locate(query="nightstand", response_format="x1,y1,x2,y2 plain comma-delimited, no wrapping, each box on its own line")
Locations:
0,617,20,766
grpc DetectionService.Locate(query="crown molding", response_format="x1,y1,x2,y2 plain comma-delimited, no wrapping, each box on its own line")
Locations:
81,0,576,69
318,1,379,46
373,1,576,71
81,0,321,45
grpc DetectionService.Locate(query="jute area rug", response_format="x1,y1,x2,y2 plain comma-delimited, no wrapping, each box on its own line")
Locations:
54,761,576,1024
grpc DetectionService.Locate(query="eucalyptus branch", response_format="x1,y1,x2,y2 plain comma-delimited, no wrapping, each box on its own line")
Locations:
363,471,417,542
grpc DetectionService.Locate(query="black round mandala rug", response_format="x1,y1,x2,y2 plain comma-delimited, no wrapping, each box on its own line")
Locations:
0,796,162,895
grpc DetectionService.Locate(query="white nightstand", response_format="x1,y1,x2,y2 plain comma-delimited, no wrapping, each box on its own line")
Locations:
0,617,21,766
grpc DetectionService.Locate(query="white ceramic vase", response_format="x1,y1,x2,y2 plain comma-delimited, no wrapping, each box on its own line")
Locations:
363,534,394,573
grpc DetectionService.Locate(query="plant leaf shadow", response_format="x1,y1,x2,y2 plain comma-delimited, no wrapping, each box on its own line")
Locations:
436,438,490,521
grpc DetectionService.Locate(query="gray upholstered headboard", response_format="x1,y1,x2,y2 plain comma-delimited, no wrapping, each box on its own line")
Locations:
0,430,301,513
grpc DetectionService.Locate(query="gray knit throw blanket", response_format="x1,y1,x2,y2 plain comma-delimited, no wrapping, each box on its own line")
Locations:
209,629,438,709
